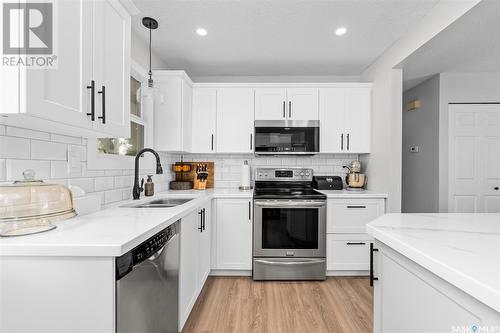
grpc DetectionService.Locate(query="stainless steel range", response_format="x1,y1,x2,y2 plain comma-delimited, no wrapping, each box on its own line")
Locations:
253,168,327,280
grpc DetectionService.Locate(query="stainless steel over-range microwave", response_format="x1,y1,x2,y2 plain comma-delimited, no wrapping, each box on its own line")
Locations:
254,120,320,155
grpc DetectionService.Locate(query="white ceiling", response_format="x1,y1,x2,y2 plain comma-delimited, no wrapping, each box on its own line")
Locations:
400,0,500,91
131,0,439,77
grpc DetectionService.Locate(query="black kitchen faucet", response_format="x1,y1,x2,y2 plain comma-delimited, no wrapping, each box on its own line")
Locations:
132,148,163,200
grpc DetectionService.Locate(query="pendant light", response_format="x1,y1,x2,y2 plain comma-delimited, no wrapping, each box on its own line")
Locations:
137,17,164,103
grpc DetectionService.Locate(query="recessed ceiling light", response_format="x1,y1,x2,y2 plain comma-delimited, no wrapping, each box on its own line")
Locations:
196,28,207,36
335,27,347,36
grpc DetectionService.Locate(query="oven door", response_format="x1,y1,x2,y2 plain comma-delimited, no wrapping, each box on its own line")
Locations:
253,200,326,258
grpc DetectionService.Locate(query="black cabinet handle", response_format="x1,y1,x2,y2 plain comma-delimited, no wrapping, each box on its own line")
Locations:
283,101,286,118
250,133,253,150
494,187,499,191
370,243,379,287
211,134,214,151
341,134,344,150
86,80,95,121
347,242,366,246
202,208,206,231
347,133,350,150
288,101,292,118
248,201,251,221
198,210,203,232
97,85,105,124
347,205,366,209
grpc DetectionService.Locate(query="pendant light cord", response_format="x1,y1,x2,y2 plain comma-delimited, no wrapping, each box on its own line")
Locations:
148,25,153,87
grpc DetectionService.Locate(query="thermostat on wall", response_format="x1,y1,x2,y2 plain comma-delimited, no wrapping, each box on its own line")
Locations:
409,146,420,153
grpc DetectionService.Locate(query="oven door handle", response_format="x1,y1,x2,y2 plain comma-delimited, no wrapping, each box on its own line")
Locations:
254,259,325,266
254,201,326,207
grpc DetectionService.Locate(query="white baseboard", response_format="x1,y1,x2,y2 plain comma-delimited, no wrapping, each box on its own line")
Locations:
209,270,252,277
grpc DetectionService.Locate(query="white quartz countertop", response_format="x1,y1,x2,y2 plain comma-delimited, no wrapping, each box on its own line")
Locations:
367,213,500,313
0,189,252,257
316,189,388,198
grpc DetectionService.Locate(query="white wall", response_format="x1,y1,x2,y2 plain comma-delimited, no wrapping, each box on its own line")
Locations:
402,75,440,213
438,71,500,212
131,31,169,70
360,0,480,212
191,75,362,83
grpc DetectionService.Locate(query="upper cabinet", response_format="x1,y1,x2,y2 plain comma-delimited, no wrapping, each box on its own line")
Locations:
154,71,193,152
216,88,254,153
13,0,131,138
319,87,371,154
255,88,319,121
192,88,217,153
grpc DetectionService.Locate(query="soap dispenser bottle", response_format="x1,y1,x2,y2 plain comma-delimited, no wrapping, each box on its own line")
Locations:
144,175,154,196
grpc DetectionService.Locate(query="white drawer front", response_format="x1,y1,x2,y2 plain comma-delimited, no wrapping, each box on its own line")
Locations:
327,198,384,233
327,234,371,271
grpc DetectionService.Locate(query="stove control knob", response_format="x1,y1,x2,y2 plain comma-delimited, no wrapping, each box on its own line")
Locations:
300,172,305,176
305,172,310,176
294,171,299,176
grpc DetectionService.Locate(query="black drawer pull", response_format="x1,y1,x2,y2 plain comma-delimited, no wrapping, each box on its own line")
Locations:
347,205,367,209
370,243,379,287
346,242,366,246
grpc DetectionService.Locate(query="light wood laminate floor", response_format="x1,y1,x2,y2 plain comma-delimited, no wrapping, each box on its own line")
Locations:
182,277,373,333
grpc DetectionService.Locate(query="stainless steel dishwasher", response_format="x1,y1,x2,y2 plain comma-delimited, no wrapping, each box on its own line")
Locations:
116,221,179,333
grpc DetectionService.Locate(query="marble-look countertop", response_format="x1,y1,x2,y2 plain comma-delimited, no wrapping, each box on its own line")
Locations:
0,189,252,257
367,213,500,313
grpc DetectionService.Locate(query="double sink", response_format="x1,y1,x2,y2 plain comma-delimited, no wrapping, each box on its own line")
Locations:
122,198,193,208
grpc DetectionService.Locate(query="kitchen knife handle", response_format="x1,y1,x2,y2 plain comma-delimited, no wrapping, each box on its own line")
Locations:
98,85,106,124
86,80,95,121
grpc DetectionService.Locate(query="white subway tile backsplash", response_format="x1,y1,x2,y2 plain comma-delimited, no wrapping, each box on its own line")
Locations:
51,161,70,179
68,178,95,193
105,170,122,176
95,177,114,191
0,136,30,159
31,140,67,160
0,159,5,181
0,125,5,135
6,126,50,140
50,133,82,145
114,175,130,188
105,189,123,204
6,159,50,180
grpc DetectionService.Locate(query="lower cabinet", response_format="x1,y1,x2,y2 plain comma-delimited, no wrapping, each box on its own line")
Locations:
326,234,372,271
212,199,253,271
372,241,500,332
326,198,385,275
179,202,211,331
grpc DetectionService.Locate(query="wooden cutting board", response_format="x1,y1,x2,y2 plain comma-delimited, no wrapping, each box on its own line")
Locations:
173,162,215,188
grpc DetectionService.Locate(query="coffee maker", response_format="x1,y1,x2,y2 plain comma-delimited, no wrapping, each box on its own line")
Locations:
343,160,367,191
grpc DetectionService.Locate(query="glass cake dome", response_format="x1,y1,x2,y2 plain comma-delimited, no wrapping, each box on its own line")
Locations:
0,170,76,237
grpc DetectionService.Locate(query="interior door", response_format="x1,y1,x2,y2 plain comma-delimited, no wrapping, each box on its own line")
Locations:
319,88,345,153
216,88,254,153
344,88,371,153
286,88,319,120
23,0,93,129
92,0,130,137
255,88,287,120
192,88,217,153
448,104,500,212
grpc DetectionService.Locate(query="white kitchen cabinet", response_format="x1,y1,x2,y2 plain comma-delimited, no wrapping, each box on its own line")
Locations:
198,203,211,290
327,198,385,233
373,241,500,332
179,210,199,330
154,71,193,152
254,88,318,120
192,88,217,153
15,0,131,138
319,87,371,153
326,234,372,271
286,88,319,120
213,199,253,270
216,88,254,153
255,88,287,120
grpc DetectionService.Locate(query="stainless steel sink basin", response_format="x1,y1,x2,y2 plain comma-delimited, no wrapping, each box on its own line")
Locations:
123,198,193,208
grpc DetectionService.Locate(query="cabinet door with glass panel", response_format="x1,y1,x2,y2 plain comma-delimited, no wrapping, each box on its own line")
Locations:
88,64,152,170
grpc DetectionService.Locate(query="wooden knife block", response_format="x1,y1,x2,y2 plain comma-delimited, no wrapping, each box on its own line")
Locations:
173,162,214,189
